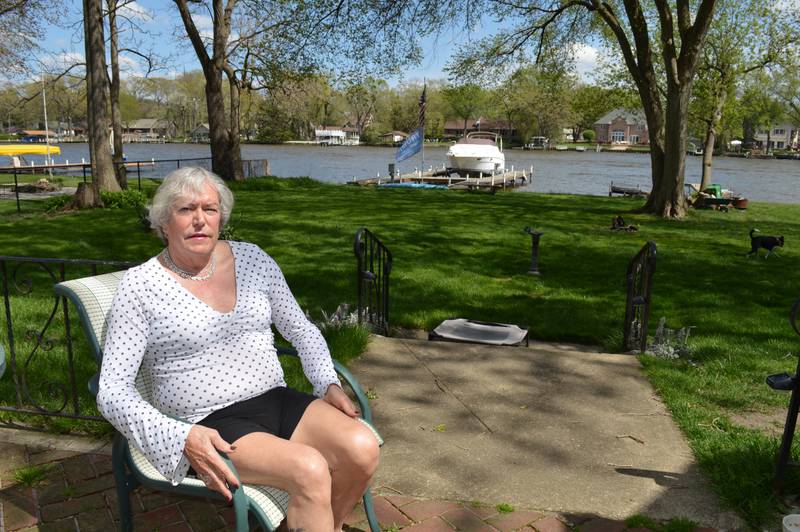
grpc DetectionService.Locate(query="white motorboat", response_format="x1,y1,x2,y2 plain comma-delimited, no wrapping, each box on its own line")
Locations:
446,132,505,176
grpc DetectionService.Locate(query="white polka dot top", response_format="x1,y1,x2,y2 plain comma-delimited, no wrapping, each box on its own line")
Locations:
96,241,341,485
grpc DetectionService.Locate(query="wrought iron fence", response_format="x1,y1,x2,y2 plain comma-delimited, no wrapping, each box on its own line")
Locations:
623,241,657,353
1,157,271,213
354,228,393,335
0,256,135,421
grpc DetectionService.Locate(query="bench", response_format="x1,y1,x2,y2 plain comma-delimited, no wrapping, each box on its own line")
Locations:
54,271,382,531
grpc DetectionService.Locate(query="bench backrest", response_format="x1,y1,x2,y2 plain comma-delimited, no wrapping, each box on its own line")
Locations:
54,271,128,396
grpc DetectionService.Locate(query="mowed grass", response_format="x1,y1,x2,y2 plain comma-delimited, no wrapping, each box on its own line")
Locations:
2,176,800,525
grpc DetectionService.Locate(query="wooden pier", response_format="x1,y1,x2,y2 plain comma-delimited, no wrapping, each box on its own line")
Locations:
349,166,532,193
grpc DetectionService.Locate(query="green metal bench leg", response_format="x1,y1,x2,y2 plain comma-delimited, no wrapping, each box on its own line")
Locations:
218,453,258,532
231,492,249,532
112,434,136,532
363,489,380,532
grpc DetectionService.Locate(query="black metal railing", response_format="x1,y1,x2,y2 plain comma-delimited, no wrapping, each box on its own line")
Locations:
354,228,392,335
623,241,657,353
1,157,271,213
767,299,800,492
0,256,135,421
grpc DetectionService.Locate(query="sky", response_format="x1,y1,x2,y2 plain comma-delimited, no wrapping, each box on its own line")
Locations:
38,0,601,85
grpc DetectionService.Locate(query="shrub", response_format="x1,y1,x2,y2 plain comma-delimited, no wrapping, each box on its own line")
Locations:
100,189,148,209
43,194,73,213
582,129,596,142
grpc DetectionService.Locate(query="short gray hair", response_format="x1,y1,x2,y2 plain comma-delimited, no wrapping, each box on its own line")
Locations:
148,167,234,242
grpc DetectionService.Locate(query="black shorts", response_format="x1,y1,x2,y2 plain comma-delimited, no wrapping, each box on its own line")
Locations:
198,386,317,445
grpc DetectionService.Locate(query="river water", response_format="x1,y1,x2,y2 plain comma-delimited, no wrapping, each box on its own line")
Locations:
16,142,800,203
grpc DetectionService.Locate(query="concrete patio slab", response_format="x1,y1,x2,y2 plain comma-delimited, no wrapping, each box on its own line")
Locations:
353,336,742,529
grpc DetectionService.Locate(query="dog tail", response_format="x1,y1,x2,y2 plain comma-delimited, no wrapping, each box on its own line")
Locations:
750,228,759,238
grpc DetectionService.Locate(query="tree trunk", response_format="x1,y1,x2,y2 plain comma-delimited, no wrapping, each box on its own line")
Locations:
108,0,127,189
226,72,244,180
204,74,241,180
83,0,119,198
700,97,724,191
700,129,716,191
649,89,690,218
175,0,243,181
70,182,98,209
637,89,690,218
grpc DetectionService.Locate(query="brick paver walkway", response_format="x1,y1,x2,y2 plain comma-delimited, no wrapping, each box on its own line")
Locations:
0,439,716,531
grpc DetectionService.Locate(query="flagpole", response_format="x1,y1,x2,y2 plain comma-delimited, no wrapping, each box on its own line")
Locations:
421,131,425,174
420,79,426,174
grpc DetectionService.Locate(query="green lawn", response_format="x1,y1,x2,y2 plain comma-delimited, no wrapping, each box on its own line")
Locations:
2,176,799,526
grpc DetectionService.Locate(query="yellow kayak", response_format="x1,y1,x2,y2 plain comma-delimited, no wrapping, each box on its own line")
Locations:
0,144,61,156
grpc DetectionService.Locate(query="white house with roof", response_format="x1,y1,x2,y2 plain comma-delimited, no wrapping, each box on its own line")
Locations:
753,124,799,150
378,131,408,144
593,109,649,144
314,125,360,145
122,119,177,142
189,123,210,143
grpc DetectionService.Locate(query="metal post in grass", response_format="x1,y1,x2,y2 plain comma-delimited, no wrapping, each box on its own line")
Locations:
13,168,20,214
623,241,657,353
523,227,543,275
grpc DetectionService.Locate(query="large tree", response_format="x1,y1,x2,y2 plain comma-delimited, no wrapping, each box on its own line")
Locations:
174,0,418,181
82,0,119,204
690,0,797,191
387,0,721,217
344,77,387,137
0,0,59,76
106,0,160,189
173,0,246,180
441,83,487,134
495,66,575,143
773,66,800,148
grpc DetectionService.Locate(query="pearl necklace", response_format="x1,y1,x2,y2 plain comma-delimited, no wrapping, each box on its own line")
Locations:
161,248,216,281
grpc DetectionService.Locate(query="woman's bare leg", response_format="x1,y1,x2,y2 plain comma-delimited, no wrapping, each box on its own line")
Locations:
228,432,334,531
291,400,380,531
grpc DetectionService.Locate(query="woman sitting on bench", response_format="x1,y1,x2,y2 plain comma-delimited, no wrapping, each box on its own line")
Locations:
97,167,380,532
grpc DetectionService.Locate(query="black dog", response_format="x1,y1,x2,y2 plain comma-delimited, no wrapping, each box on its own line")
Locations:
747,229,784,258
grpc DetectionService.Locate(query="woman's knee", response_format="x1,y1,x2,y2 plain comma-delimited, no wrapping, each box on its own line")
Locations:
288,446,332,499
344,425,380,477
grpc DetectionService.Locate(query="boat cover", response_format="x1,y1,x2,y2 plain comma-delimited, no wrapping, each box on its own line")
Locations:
0,145,61,156
429,318,529,346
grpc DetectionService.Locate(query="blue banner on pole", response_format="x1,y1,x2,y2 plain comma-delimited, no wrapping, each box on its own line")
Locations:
395,127,423,162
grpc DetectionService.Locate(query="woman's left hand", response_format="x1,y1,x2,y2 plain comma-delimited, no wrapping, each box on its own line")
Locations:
323,384,359,417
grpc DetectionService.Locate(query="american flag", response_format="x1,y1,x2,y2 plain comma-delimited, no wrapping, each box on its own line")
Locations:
418,84,427,130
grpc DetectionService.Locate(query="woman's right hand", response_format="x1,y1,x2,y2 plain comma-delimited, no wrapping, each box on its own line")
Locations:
183,425,240,501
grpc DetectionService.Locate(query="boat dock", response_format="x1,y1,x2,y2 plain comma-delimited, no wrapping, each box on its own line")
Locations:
608,180,648,198
349,166,532,192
